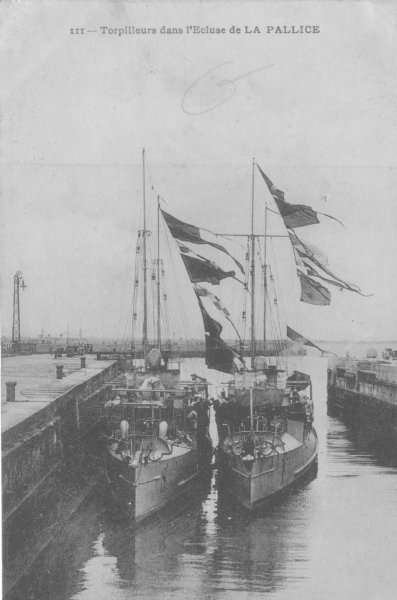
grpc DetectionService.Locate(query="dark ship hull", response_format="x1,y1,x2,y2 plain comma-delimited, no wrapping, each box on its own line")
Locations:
106,438,198,521
103,359,211,521
217,416,318,510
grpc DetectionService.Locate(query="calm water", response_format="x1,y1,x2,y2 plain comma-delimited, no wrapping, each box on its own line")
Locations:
12,357,397,600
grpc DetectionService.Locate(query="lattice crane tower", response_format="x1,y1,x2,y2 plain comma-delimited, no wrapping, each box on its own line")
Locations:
12,271,27,347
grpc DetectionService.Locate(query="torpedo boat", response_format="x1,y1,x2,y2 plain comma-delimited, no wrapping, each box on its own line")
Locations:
102,150,211,521
160,160,365,509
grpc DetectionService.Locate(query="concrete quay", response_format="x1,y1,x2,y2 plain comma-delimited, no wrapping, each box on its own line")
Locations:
2,353,119,596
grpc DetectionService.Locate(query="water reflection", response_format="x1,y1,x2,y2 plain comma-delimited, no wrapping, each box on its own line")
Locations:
7,501,102,600
7,358,397,600
97,463,318,600
327,405,397,468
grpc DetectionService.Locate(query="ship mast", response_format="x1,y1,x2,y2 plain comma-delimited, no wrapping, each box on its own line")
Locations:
142,148,148,362
250,158,256,369
263,204,268,353
157,194,161,350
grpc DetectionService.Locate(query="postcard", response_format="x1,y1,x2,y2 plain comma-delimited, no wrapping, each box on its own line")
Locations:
1,2,397,599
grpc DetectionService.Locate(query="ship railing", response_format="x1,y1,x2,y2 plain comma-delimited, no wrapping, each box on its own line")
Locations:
110,386,209,406
105,426,194,447
225,430,284,458
131,360,181,372
104,392,196,437
111,387,183,396
111,386,206,393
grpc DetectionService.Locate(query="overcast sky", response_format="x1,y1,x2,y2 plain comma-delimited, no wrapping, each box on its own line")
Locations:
1,1,397,343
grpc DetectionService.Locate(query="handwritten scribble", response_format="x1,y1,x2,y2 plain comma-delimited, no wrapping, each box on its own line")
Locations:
181,61,274,115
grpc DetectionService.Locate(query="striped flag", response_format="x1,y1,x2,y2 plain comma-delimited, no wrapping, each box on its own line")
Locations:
257,165,343,228
195,285,231,317
162,209,244,274
289,230,369,298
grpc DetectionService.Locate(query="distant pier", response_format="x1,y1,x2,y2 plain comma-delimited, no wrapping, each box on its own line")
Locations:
327,357,397,465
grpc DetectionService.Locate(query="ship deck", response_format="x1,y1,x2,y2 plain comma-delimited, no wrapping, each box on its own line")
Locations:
223,430,302,455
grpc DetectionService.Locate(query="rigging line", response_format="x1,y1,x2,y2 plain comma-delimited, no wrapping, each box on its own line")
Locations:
144,155,158,198
266,292,283,367
236,236,250,353
268,239,288,349
214,233,289,238
117,290,129,343
115,234,136,339
159,229,174,339
155,197,245,249
147,238,157,346
264,295,276,354
160,302,169,351
142,148,148,361
234,279,246,357
125,306,134,356
117,230,137,344
145,153,168,230
266,206,281,216
160,261,172,351
158,209,171,348
150,266,156,346
243,237,250,346
287,230,301,337
145,158,169,210
264,287,277,354
131,236,143,359
212,234,247,252
258,236,285,361
250,156,256,368
163,227,198,374
121,275,135,340
121,300,133,347
148,236,162,346
268,235,289,337
254,238,266,353
157,194,161,349
270,272,287,359
268,273,285,361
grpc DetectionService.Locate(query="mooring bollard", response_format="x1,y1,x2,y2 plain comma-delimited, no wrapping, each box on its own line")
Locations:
80,356,86,369
5,381,17,402
56,365,64,379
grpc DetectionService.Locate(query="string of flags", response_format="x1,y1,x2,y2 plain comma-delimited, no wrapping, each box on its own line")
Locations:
257,165,369,305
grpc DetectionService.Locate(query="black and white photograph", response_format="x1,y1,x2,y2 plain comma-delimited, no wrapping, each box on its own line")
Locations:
1,1,397,599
